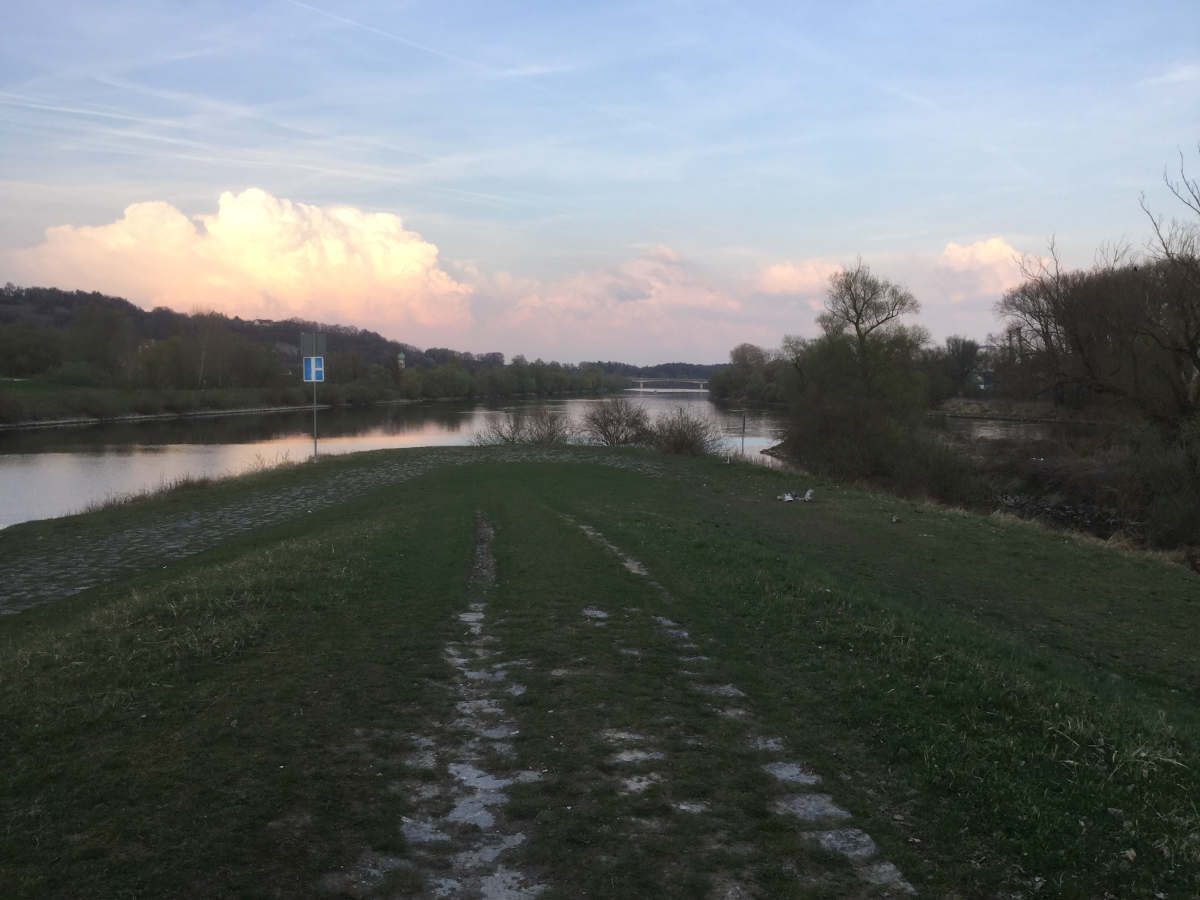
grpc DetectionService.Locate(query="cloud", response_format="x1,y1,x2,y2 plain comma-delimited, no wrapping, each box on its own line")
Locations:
757,258,841,295
459,246,755,362
508,246,739,325
1140,62,1200,86
4,188,470,331
934,236,1025,302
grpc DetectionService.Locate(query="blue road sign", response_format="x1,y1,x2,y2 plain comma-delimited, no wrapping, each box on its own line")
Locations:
303,356,325,382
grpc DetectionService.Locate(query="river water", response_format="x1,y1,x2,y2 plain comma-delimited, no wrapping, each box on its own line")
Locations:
0,393,787,530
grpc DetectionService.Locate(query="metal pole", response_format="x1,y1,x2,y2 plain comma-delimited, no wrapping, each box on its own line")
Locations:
312,378,318,458
741,409,746,454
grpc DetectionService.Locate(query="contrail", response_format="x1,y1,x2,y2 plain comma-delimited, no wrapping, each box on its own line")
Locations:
283,0,498,75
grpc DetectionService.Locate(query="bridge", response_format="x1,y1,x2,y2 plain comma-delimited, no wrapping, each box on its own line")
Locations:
627,377,709,392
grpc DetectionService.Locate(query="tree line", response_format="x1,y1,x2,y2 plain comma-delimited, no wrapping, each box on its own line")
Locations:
708,149,1200,549
0,286,633,403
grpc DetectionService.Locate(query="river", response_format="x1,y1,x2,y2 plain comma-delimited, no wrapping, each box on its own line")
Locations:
0,393,787,530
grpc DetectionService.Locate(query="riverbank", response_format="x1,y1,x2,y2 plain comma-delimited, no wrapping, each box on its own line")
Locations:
0,381,631,430
1,447,1195,897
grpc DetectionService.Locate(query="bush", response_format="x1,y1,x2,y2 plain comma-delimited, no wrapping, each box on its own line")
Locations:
45,361,110,388
474,409,575,446
1119,419,1200,548
0,388,25,424
650,407,724,456
582,398,651,446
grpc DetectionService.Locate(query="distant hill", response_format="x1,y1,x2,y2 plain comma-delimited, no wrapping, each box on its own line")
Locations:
0,284,721,377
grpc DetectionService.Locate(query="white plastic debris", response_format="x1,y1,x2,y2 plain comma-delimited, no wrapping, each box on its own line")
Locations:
802,489,814,502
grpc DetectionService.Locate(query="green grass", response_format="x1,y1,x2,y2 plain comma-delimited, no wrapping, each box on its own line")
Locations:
1,448,1196,897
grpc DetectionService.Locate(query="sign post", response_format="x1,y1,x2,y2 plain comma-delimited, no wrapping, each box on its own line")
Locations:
300,333,327,458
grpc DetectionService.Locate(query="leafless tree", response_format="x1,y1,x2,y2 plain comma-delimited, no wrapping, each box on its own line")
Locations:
582,398,650,446
818,259,920,383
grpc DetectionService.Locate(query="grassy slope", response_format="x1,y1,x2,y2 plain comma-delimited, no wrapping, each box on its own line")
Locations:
0,449,1196,897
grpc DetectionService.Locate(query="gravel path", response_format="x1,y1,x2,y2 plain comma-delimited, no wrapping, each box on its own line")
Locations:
0,447,664,614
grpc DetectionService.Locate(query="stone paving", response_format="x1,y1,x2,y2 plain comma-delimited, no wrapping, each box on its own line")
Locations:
0,447,664,614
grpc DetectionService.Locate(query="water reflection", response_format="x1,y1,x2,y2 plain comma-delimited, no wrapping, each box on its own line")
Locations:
0,394,787,529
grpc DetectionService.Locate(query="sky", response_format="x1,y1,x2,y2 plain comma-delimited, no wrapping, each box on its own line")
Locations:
1,1,1196,364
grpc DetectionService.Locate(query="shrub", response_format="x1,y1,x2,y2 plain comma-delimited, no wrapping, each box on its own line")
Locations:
474,409,575,446
1119,419,1200,548
650,407,724,456
582,398,651,446
0,389,24,424
45,361,110,388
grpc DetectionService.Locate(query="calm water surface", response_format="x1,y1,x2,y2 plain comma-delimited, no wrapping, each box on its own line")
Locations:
0,393,786,529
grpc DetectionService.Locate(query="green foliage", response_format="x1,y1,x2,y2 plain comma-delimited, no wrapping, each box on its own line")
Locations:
0,321,61,376
44,361,111,388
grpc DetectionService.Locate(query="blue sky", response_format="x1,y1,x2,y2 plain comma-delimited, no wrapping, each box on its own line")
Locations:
1,0,1196,362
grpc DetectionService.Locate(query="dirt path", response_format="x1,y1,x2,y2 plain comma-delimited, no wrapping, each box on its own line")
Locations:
0,447,664,614
321,504,918,897
321,514,546,898
553,517,917,897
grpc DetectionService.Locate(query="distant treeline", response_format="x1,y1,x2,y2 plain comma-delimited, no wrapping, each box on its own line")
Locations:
0,284,643,402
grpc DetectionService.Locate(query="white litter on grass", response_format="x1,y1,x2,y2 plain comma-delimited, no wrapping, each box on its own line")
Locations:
618,647,643,657
673,800,710,814
717,707,750,720
651,616,679,628
776,489,815,502
679,655,710,663
581,607,609,619
550,668,571,677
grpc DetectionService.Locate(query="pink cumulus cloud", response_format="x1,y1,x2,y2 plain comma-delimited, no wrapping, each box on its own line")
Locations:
4,188,471,333
757,258,842,296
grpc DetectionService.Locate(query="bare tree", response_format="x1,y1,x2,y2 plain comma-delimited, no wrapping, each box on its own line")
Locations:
582,398,650,446
1139,147,1200,419
818,259,920,383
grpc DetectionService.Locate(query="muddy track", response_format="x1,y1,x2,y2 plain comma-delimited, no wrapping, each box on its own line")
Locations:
0,447,664,614
563,516,916,897
321,513,546,898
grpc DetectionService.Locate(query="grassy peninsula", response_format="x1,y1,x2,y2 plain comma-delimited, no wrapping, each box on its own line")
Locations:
0,447,1196,897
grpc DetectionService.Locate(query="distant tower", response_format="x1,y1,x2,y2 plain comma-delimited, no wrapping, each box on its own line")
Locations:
397,351,406,370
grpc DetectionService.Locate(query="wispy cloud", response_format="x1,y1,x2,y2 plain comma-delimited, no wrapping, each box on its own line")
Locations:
1139,62,1200,86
